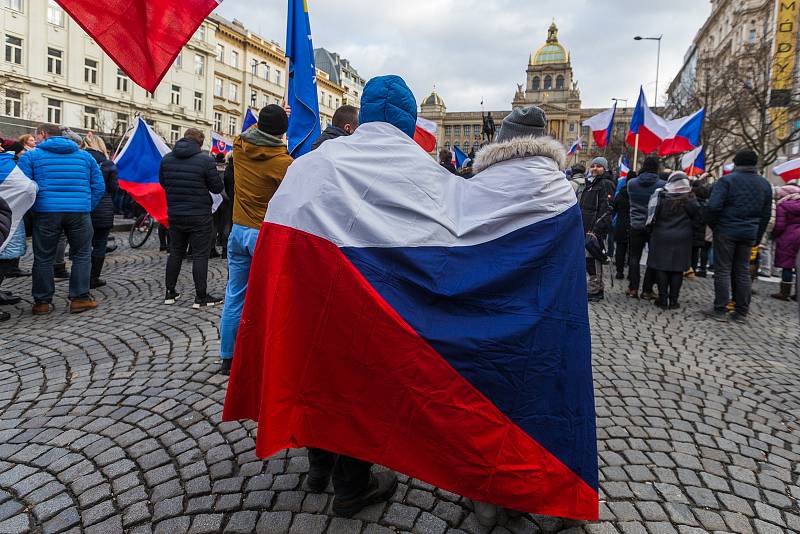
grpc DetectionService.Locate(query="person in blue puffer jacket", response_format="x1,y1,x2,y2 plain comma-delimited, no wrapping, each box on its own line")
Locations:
17,123,104,315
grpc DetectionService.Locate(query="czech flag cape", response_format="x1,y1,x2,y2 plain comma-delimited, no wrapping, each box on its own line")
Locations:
222,122,599,520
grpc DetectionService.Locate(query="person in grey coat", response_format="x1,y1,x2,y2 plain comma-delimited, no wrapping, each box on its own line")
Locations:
646,172,701,310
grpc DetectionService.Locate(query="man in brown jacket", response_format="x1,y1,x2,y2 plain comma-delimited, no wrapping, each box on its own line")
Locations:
219,105,293,374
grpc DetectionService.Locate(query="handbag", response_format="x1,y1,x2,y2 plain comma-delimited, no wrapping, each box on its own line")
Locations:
585,232,609,264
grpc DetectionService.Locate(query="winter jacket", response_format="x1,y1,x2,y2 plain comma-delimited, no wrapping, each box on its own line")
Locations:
627,172,666,231
612,181,631,242
647,192,701,272
17,137,104,213
773,196,800,269
0,196,10,246
578,172,615,238
159,138,223,218
87,148,119,229
706,165,772,244
311,126,348,151
358,75,417,138
231,128,293,229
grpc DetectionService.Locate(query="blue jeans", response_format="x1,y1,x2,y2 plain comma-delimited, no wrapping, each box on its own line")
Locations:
32,212,93,303
220,224,260,359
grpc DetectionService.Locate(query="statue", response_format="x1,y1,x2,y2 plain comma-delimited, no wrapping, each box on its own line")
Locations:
482,111,496,144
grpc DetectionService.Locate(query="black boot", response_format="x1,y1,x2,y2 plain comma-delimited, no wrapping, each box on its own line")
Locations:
53,262,70,280
90,256,106,289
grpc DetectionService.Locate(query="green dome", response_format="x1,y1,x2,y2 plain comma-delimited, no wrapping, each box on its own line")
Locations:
422,90,445,108
533,43,567,65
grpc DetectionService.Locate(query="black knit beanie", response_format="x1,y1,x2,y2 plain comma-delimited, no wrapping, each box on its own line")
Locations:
258,104,289,136
733,149,758,167
641,156,660,173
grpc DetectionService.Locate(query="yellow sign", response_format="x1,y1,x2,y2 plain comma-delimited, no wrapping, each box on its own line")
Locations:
770,0,800,139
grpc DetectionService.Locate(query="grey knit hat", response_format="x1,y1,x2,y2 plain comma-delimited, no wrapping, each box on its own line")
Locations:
590,156,609,170
495,106,547,142
60,127,82,146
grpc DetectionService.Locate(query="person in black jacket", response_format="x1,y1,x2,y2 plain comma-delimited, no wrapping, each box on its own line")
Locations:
84,133,118,289
579,157,616,301
311,105,358,151
612,171,635,280
159,128,224,308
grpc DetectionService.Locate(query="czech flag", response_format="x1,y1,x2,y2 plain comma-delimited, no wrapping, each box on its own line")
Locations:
567,136,582,157
582,104,616,149
0,153,36,254
681,146,706,176
659,108,705,156
222,122,599,520
56,0,219,92
210,132,233,156
286,0,321,157
413,117,438,153
774,157,800,183
618,155,630,179
243,109,258,132
115,118,170,227
626,87,670,154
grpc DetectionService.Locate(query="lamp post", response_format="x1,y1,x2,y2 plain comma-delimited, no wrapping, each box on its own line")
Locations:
634,35,663,105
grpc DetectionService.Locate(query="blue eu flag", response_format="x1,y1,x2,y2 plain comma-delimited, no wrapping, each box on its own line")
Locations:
286,0,321,157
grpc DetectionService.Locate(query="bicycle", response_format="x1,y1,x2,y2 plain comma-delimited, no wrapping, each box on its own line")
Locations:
129,212,155,249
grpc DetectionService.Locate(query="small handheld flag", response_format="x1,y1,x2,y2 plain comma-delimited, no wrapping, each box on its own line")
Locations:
211,132,233,156
286,0,322,157
618,156,630,179
774,158,800,183
414,117,438,153
567,136,582,157
243,109,258,132
453,146,469,169
626,87,671,154
681,146,706,176
582,104,616,149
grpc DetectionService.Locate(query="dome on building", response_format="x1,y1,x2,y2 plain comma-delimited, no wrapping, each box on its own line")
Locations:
421,90,445,108
532,21,568,65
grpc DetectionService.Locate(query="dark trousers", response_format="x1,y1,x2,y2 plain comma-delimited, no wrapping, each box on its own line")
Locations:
158,224,169,250
692,243,711,273
214,202,232,255
628,228,655,293
32,212,93,303
713,234,753,316
615,240,628,277
165,215,212,297
92,227,110,259
655,270,684,305
307,448,372,500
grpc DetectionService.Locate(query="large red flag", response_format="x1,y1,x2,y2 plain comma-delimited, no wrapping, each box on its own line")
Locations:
56,0,220,91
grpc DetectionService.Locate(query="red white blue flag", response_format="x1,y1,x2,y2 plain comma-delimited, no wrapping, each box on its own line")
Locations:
222,122,599,520
681,146,706,176
0,153,36,254
56,0,220,91
660,108,705,156
773,157,800,183
567,136,582,156
582,104,616,149
618,155,630,179
626,87,671,154
210,132,233,156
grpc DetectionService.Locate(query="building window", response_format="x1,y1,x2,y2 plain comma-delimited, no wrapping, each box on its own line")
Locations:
229,82,239,102
532,76,540,91
262,94,270,107
216,44,224,62
5,36,22,65
569,122,575,132
230,50,239,68
327,95,332,108
146,91,155,99
276,70,282,86
47,0,64,26
263,64,270,80
193,91,203,113
47,98,61,124
84,58,98,84
4,90,21,117
83,106,98,130
194,54,204,75
214,112,222,132
214,77,223,98
174,52,182,69
748,29,756,43
196,24,206,42
473,125,480,136
47,48,63,75
556,75,565,90
544,75,552,90
251,61,258,76
444,142,450,150
444,126,451,136
116,112,128,133
5,0,22,12
473,141,479,151
228,116,237,136
170,85,181,105
116,69,129,92
581,125,590,138
170,125,180,145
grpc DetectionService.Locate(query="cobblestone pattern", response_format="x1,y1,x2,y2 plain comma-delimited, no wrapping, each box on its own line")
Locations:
0,234,798,533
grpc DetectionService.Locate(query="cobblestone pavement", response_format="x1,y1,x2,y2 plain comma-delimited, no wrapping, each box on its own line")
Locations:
1,233,799,534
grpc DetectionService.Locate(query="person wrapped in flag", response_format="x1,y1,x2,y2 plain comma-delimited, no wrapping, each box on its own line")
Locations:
223,74,598,521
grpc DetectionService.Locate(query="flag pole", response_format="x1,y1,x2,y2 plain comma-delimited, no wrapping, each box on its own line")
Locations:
633,134,640,171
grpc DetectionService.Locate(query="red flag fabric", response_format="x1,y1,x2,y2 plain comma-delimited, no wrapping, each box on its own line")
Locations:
414,117,438,153
57,0,220,91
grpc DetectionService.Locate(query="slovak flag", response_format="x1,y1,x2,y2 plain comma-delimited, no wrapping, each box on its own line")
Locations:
116,118,171,226
56,0,220,91
626,87,671,154
222,121,599,521
242,109,258,132
618,155,630,179
413,117,438,153
0,153,37,254
659,108,705,156
774,158,800,183
681,146,706,176
582,104,616,149
567,136,582,156
210,132,233,156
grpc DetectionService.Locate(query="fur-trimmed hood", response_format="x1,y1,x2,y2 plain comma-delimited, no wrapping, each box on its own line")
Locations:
473,136,566,174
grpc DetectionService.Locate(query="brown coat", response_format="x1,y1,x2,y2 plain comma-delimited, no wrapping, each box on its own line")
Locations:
231,129,293,229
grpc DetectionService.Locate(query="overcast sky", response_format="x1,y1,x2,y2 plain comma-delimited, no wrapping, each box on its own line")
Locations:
217,0,711,111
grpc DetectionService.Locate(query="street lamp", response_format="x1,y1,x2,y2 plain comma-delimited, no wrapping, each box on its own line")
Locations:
634,35,663,106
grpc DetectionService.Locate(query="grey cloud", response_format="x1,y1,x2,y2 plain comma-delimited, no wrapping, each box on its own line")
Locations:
218,0,710,110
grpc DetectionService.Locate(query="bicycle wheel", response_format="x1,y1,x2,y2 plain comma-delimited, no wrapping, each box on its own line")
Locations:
129,214,155,249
